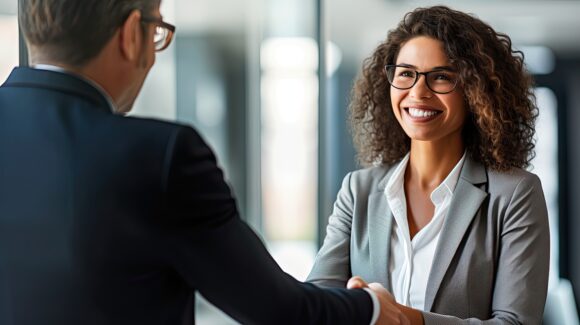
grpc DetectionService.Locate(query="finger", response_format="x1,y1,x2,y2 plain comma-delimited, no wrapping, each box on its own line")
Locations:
346,276,368,289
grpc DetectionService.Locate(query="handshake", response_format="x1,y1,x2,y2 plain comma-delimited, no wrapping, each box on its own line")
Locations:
347,276,423,325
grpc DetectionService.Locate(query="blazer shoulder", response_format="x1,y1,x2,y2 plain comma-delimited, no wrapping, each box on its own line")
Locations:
486,167,542,195
107,115,208,150
117,115,191,136
347,164,396,193
487,168,539,187
97,116,211,177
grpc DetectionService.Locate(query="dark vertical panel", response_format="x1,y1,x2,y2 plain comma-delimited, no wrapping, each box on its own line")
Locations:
316,0,328,248
566,61,580,312
316,61,361,247
224,37,249,222
18,1,28,67
537,70,570,282
245,12,263,233
535,57,580,314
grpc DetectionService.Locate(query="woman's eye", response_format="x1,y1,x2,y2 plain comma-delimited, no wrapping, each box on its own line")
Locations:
432,73,456,83
398,70,415,78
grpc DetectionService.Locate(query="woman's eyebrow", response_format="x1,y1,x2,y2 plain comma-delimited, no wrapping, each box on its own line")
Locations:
395,63,416,68
432,65,455,71
395,63,455,71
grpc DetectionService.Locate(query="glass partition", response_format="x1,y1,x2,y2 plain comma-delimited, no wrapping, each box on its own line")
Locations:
0,0,18,83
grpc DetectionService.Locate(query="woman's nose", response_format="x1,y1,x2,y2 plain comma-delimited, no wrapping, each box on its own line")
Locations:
408,74,432,98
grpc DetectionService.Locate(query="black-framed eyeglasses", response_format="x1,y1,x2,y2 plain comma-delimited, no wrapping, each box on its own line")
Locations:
385,64,459,94
141,16,175,52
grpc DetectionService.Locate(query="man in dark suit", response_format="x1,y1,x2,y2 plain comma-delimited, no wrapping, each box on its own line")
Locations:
0,0,407,324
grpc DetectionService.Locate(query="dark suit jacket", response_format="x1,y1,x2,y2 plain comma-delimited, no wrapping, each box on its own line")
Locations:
0,67,373,325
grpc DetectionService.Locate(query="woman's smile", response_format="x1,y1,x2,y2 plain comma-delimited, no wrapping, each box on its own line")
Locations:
403,105,443,123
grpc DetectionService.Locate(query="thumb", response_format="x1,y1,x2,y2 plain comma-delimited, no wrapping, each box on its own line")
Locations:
347,276,369,289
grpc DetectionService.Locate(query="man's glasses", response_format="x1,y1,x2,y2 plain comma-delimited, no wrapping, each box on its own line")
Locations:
141,16,175,52
385,64,459,94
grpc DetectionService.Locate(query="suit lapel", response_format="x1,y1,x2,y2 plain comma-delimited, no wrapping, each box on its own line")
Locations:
368,191,393,289
424,157,488,311
367,166,397,289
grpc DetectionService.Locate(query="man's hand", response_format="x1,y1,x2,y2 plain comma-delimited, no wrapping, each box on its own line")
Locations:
347,276,410,325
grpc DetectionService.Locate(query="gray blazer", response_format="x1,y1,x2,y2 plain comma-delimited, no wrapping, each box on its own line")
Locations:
307,156,550,324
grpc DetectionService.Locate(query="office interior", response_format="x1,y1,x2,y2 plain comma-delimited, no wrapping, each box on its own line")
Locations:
1,0,579,323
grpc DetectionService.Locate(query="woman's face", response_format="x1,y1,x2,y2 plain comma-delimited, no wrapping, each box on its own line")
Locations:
390,36,467,144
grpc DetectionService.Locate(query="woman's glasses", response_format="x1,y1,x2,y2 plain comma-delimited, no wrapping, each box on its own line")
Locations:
385,64,459,94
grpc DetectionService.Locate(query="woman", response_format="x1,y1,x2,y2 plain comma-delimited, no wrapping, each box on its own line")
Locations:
307,6,549,324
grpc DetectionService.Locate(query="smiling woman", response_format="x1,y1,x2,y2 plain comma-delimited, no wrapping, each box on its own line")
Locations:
308,5,549,325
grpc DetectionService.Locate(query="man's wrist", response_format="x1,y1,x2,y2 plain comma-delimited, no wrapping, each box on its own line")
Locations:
363,288,380,325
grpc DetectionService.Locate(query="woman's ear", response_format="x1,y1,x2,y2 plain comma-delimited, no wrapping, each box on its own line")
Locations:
118,9,143,62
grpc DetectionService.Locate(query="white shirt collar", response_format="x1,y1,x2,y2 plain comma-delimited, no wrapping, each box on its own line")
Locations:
431,151,466,203
385,153,410,199
385,151,467,202
32,64,118,113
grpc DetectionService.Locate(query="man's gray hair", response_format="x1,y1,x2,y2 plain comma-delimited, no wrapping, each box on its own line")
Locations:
19,0,160,66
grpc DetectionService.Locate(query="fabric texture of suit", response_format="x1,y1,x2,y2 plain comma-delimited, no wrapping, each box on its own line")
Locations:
307,156,550,324
0,67,374,325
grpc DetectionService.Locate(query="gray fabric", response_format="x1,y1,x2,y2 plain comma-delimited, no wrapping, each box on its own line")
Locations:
307,156,550,325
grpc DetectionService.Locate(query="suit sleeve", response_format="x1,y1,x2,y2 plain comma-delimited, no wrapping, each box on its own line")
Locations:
421,174,550,325
307,173,355,288
161,126,373,325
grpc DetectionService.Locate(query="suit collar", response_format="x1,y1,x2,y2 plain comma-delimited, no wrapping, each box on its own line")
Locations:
424,155,489,311
2,67,114,114
377,161,400,191
366,161,399,290
458,153,487,185
347,162,394,289
367,190,393,290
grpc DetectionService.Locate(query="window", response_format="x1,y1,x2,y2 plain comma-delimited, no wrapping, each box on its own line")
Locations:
0,1,18,82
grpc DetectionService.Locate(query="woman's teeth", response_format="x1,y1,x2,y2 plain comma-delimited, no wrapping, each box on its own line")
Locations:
408,107,439,118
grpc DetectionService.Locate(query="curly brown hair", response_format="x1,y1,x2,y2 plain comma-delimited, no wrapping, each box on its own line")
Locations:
350,6,537,171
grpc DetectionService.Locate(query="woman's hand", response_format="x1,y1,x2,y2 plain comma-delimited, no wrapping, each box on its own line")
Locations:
346,276,423,325
347,276,416,325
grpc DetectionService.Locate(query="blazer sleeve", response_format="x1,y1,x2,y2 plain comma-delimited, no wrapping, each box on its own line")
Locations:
160,126,373,325
421,174,550,325
307,172,355,288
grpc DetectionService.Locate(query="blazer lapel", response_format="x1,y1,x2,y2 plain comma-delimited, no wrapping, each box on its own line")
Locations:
367,166,397,289
424,157,488,311
368,191,392,289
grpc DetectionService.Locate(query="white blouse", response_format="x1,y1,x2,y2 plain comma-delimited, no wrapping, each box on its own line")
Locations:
385,152,466,310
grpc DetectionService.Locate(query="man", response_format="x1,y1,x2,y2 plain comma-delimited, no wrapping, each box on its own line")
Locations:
0,0,408,324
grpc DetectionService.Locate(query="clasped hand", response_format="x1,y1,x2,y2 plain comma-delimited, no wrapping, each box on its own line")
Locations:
347,276,414,325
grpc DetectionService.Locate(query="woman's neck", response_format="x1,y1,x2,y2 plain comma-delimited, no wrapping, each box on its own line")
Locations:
406,137,464,190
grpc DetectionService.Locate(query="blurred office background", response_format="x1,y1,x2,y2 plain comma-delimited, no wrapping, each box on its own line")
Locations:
2,0,580,323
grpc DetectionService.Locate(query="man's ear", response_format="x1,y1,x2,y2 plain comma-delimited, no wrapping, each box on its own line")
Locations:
119,9,143,62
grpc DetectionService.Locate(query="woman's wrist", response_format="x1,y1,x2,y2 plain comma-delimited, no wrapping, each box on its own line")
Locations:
397,303,424,325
